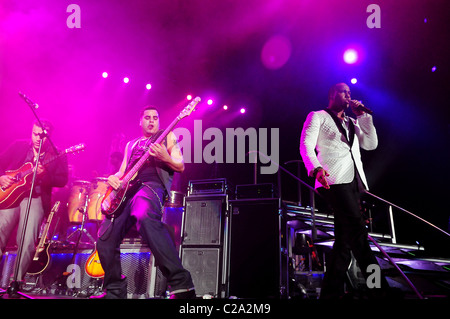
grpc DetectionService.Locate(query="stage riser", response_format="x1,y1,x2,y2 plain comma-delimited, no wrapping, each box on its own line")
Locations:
0,250,164,299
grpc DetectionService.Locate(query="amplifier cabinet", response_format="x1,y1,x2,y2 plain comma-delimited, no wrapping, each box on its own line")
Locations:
235,183,275,199
187,178,228,196
228,198,281,298
181,194,229,298
181,247,222,297
182,195,228,246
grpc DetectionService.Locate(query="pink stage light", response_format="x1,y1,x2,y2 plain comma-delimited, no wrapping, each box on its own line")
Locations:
343,49,358,64
240,108,246,114
123,77,130,83
186,94,192,100
223,105,228,110
102,72,108,78
207,99,213,105
351,78,358,84
146,83,152,90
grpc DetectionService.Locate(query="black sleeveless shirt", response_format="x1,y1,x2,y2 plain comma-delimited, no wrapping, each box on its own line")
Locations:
128,138,164,188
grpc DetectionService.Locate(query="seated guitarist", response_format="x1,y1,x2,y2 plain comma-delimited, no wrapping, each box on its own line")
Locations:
0,120,68,286
93,106,195,299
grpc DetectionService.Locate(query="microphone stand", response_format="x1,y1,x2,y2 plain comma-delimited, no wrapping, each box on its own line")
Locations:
19,92,59,155
2,92,57,298
5,138,44,299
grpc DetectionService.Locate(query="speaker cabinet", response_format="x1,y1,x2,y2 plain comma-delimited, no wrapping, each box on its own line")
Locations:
228,198,281,298
181,247,221,296
182,195,227,245
181,194,228,297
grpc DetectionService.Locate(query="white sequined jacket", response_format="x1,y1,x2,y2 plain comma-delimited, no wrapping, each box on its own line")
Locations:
300,110,378,189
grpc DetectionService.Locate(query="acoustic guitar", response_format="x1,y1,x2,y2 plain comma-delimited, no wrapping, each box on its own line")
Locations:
27,201,60,275
0,143,85,209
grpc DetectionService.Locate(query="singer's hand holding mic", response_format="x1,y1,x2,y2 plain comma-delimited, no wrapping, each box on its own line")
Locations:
349,99,373,115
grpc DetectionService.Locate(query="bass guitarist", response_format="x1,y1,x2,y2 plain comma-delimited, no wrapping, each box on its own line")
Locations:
0,120,68,285
93,106,195,299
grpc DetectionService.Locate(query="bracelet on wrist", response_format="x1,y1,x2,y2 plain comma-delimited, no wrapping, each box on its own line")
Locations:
312,167,323,179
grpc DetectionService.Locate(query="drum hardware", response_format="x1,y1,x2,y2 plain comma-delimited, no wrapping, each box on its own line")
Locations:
62,182,97,297
66,206,96,245
165,191,185,208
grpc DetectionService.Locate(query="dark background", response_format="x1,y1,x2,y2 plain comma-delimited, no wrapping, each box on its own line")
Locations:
0,0,448,252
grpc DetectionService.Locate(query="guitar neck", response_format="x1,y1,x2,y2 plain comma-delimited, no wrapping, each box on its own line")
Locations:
36,201,60,249
23,151,65,176
22,144,84,177
40,148,69,167
122,117,181,184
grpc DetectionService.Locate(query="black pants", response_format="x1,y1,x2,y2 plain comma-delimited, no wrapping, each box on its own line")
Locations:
318,178,384,299
97,182,194,298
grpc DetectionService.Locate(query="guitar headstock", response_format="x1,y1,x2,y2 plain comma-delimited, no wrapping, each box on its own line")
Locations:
65,143,86,155
178,97,201,120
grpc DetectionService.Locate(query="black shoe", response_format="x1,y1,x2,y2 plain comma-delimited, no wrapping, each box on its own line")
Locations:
169,289,196,299
89,289,127,299
89,291,108,299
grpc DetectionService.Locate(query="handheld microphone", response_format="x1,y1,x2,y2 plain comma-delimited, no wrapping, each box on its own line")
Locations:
350,100,373,114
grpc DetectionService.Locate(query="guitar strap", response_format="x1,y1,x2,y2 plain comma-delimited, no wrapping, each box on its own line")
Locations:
126,129,165,169
125,129,173,193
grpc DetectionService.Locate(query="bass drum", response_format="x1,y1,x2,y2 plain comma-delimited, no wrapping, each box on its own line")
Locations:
67,180,90,223
87,177,109,222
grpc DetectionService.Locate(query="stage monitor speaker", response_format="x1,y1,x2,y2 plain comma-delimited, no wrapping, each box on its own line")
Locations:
183,196,227,246
119,249,152,298
181,247,221,297
228,198,280,298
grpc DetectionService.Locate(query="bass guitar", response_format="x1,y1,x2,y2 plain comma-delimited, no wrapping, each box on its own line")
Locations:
27,201,60,275
100,97,201,217
0,143,85,209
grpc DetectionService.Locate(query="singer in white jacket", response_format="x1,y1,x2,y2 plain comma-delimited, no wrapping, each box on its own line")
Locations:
300,82,387,299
